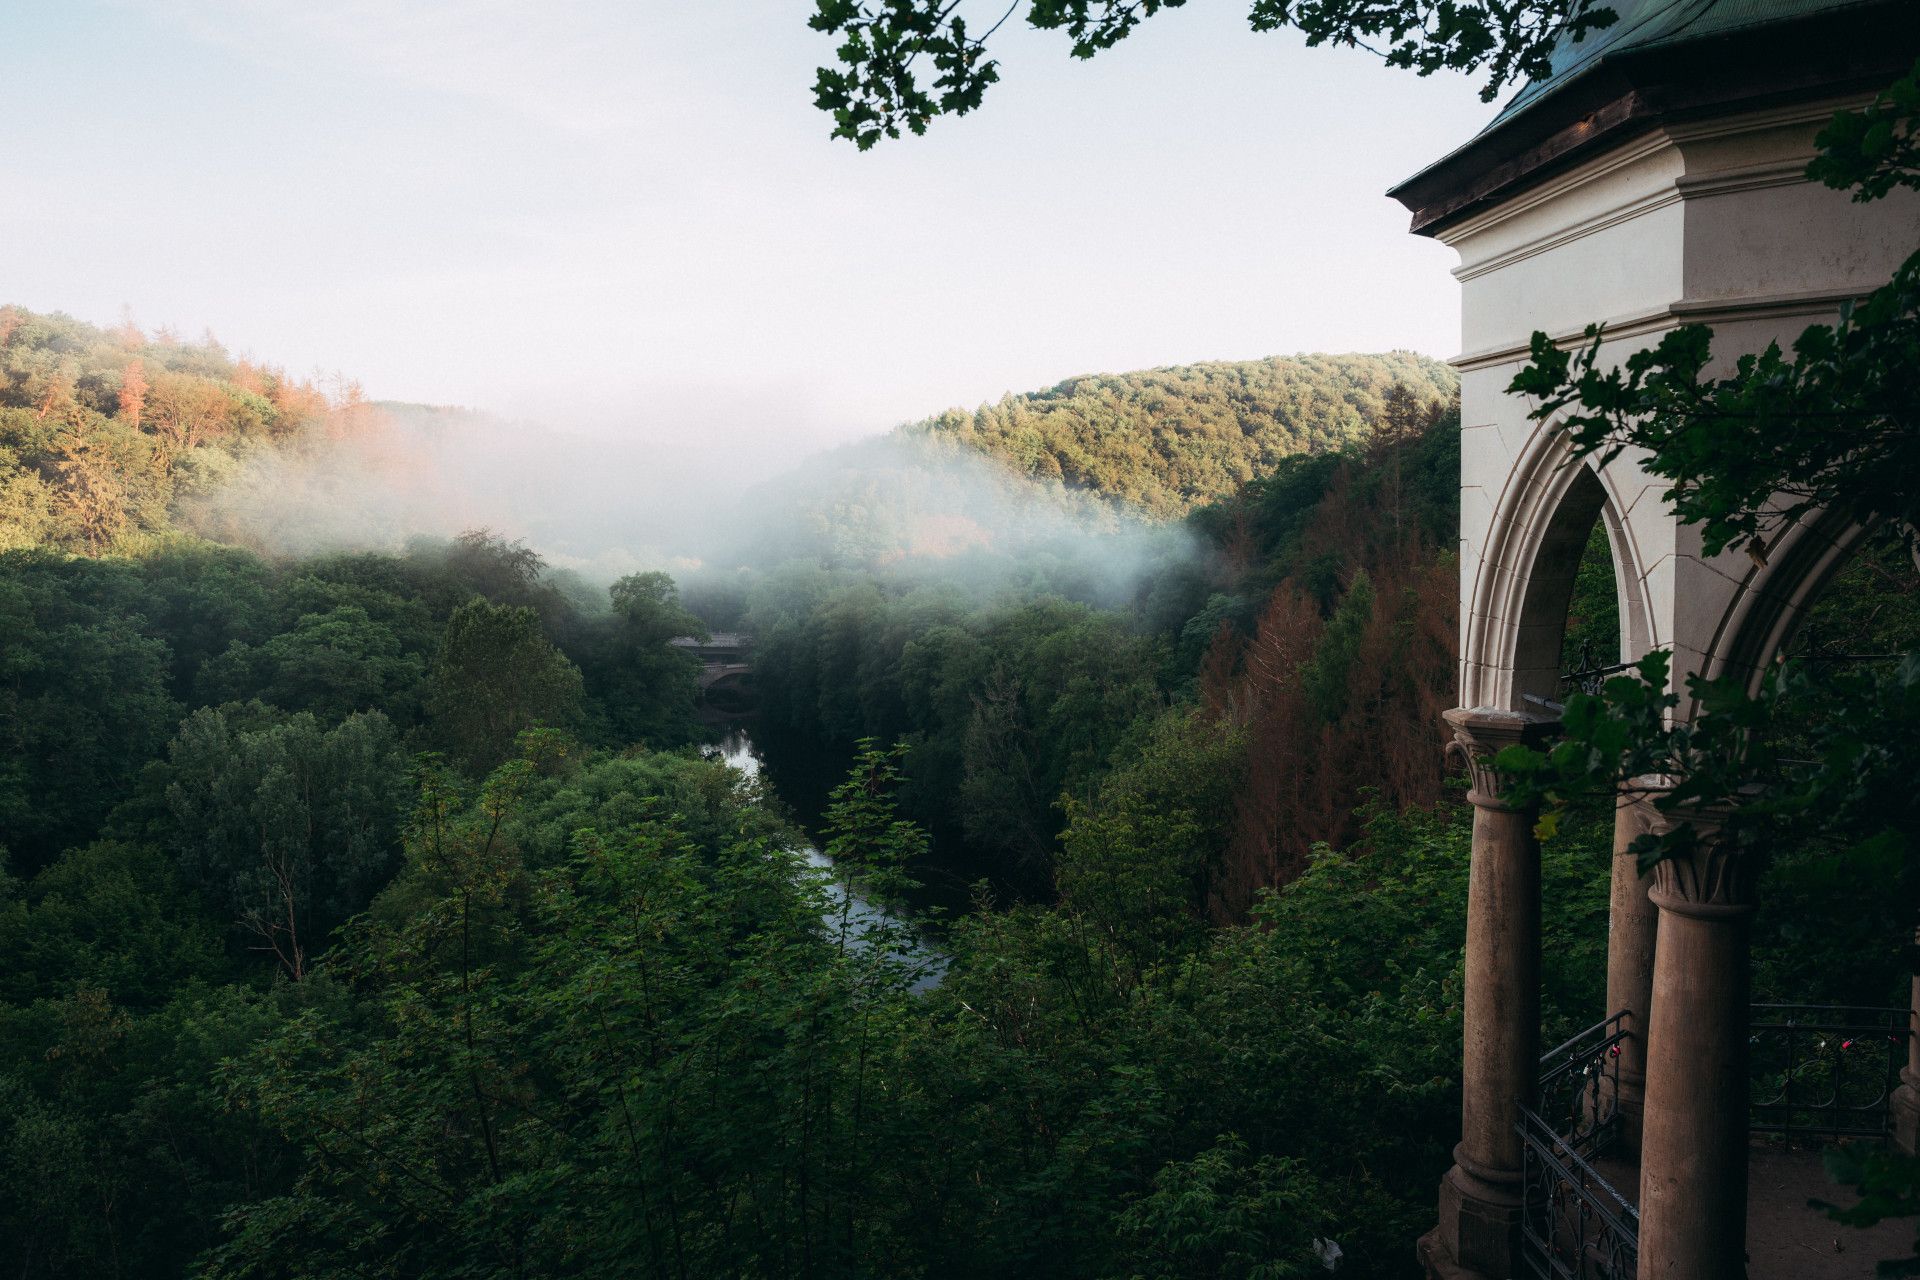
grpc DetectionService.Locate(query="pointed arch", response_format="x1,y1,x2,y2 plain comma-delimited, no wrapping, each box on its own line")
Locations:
1463,420,1654,711
1704,507,1876,700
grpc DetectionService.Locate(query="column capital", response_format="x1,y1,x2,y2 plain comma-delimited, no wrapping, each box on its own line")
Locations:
1646,805,1758,919
1443,706,1558,811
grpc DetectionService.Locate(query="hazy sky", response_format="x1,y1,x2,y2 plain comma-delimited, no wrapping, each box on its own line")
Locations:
2,1,1496,461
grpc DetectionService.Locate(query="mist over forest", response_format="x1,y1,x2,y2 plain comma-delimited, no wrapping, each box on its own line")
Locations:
6,0,1918,1272
183,342,1459,597
4,288,1909,1279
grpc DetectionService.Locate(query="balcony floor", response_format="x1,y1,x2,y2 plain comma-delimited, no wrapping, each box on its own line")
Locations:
1592,1141,1914,1278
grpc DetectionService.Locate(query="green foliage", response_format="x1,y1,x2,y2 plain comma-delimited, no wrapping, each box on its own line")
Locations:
1821,1143,1920,1276
751,576,1166,888
0,981,305,1280
908,351,1455,519
207,742,926,1279
0,489,1581,1280
131,541,277,696
284,749,1598,1277
584,571,707,747
197,605,428,723
160,705,411,977
500,745,794,871
1501,647,1920,903
1299,569,1374,721
0,306,334,554
1806,57,1920,203
809,0,1617,148
0,550,183,870
1558,520,1619,671
889,798,1605,1278
0,840,224,1007
0,303,1494,1278
1189,390,1460,595
1111,1134,1331,1280
0,529,709,897
427,597,586,774
1055,709,1243,965
823,738,929,893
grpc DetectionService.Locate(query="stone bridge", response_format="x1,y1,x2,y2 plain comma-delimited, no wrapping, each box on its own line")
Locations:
670,632,753,693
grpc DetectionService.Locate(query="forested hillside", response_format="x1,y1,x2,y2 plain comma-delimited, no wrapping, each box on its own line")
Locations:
0,533,710,875
901,351,1457,518
744,385,1463,909
0,307,363,554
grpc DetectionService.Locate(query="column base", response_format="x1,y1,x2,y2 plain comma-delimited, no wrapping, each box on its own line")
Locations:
1418,1226,1507,1280
1892,1070,1920,1157
1427,1158,1523,1279
1417,1226,1501,1280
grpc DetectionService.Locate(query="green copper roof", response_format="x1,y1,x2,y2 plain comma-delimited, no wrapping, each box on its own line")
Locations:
1492,0,1888,125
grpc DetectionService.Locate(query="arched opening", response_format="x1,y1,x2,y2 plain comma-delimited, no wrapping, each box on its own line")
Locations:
1747,526,1920,1007
1560,512,1622,680
1508,463,1645,712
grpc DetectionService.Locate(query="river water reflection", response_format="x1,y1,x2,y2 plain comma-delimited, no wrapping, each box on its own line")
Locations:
707,729,947,992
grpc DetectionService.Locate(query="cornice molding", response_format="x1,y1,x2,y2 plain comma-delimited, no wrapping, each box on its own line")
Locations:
1446,107,1855,282
1388,6,1918,238
1449,286,1866,373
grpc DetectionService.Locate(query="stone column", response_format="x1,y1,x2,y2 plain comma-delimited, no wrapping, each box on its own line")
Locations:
1422,707,1553,1280
1890,925,1920,1157
1602,784,1661,1153
1636,815,1756,1279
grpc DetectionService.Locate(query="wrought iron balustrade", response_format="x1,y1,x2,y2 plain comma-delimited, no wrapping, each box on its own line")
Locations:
1559,641,1636,699
1516,1002,1916,1279
1537,1013,1630,1157
1520,1014,1639,1279
1518,1102,1640,1280
1749,1003,1911,1140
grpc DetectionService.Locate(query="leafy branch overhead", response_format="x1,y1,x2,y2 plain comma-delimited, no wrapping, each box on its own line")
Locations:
810,0,1619,148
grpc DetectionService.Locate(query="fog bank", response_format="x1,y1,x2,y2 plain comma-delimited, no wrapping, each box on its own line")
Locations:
184,401,1199,604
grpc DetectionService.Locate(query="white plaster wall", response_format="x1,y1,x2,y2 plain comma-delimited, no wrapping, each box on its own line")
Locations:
1452,136,1690,357
1434,94,1920,715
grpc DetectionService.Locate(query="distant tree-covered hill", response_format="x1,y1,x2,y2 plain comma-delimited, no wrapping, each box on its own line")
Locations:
0,305,360,555
899,351,1458,518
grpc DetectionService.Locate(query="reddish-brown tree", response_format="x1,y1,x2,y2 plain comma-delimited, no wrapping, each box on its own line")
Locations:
1200,424,1459,919
117,359,148,428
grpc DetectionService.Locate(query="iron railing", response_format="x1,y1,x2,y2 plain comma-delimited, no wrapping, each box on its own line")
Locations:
1518,1102,1640,1280
1520,1015,1639,1279
1537,1013,1630,1156
1560,641,1635,699
1516,1003,1914,1279
1749,1003,1910,1140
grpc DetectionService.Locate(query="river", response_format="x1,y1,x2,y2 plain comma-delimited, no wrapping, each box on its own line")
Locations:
707,728,947,991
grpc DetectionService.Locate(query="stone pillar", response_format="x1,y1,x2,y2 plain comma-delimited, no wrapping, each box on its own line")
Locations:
1421,707,1553,1280
1637,815,1756,1280
1890,926,1920,1157
1602,784,1661,1154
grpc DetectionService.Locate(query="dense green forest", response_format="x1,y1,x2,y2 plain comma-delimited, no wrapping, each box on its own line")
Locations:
739,381,1460,910
1,304,1909,1277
